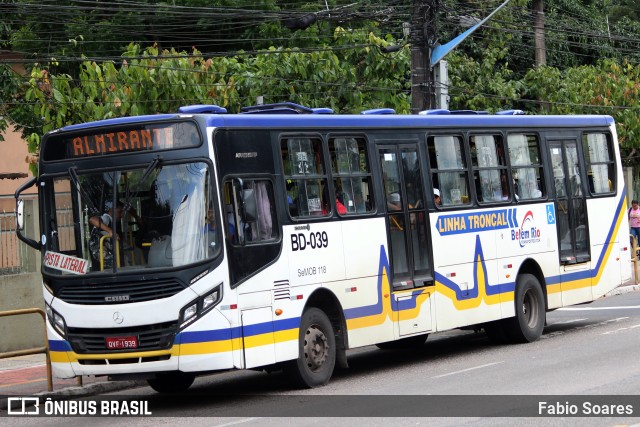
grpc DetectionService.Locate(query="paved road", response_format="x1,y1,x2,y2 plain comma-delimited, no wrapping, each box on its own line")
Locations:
3,291,640,426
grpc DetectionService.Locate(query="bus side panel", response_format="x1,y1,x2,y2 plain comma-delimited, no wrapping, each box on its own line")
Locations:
431,209,504,331
588,194,628,298
330,218,398,348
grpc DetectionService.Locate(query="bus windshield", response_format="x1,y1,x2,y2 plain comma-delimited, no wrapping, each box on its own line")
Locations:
43,161,219,275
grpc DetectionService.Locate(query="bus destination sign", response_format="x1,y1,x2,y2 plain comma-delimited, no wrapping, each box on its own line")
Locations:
45,122,201,161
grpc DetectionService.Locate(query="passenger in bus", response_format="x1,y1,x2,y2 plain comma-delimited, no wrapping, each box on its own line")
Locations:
88,201,124,270
387,192,402,211
528,181,542,198
433,188,441,206
321,186,347,215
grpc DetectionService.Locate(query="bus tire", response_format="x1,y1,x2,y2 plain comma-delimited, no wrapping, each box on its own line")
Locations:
375,334,428,350
147,372,195,394
505,273,545,343
285,307,336,388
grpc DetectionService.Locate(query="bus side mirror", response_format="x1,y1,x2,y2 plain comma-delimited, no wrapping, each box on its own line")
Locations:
15,177,41,250
16,199,25,230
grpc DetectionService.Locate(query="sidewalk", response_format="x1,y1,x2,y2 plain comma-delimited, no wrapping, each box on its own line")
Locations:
0,283,638,405
0,353,143,409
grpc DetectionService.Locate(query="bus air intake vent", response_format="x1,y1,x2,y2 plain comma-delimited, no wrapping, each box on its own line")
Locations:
58,279,187,305
273,280,291,301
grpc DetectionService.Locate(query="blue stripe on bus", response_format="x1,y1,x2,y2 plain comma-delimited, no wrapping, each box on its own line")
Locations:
435,235,516,300
49,340,72,352
343,246,387,320
175,317,300,345
175,327,240,345
590,189,626,278
545,190,626,286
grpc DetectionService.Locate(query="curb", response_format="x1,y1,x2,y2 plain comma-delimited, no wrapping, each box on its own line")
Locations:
34,379,146,398
605,283,640,297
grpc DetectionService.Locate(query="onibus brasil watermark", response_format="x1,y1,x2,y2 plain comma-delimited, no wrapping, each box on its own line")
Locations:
7,397,151,416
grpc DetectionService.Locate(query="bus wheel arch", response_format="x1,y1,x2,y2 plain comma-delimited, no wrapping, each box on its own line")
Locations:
284,289,346,388
305,288,349,368
517,259,548,312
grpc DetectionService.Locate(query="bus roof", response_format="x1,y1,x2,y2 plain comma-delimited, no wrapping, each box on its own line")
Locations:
56,111,615,133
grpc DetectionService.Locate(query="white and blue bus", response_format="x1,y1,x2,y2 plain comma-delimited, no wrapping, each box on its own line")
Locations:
16,103,632,391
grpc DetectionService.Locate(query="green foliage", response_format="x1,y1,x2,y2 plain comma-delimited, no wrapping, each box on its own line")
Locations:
15,29,410,161
4,0,640,170
447,46,520,112
523,59,640,160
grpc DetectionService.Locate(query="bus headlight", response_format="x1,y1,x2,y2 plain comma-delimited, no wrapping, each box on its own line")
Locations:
182,303,198,325
45,303,67,338
179,284,222,329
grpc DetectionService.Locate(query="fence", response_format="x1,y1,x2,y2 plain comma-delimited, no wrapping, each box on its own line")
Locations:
0,196,37,275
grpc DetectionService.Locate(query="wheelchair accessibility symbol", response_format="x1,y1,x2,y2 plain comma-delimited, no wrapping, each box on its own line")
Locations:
546,205,556,224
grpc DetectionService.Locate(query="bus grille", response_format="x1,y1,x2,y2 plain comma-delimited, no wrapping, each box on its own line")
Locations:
66,321,179,354
57,279,186,305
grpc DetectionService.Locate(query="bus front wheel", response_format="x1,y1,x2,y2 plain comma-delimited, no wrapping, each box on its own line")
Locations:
147,372,195,394
506,273,545,343
285,307,336,388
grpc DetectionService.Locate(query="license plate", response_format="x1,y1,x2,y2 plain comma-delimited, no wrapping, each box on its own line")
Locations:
105,336,138,350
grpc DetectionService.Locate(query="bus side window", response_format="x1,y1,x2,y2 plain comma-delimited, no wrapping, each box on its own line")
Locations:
428,135,471,207
507,134,544,200
282,137,329,218
329,136,374,215
470,134,509,203
582,133,615,195
225,179,277,245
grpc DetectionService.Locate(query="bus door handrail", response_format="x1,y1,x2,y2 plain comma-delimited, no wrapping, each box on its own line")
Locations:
99,234,121,271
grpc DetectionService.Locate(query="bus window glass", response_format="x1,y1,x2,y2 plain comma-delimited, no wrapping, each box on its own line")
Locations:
428,136,470,207
583,133,615,194
402,149,423,209
282,138,328,217
42,162,218,275
470,135,509,202
508,134,544,200
52,179,77,253
329,137,374,214
225,180,277,245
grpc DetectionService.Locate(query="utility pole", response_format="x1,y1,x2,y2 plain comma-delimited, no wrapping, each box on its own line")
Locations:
410,0,439,114
533,0,546,67
411,0,512,112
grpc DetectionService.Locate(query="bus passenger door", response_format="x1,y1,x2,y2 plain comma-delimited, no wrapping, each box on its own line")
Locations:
377,144,434,335
549,140,592,304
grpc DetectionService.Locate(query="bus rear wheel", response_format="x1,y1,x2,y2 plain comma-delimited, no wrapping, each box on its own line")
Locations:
285,307,336,388
147,372,195,394
505,273,545,343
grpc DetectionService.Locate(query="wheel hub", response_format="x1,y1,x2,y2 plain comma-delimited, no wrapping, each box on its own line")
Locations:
304,324,329,371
